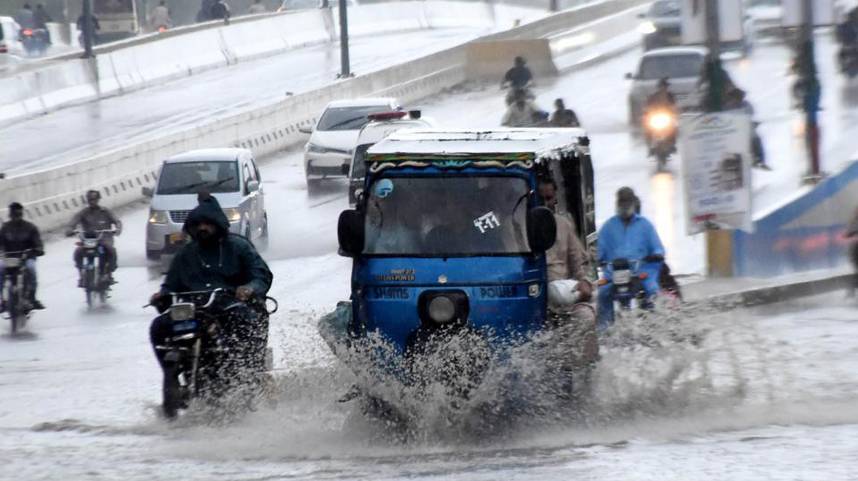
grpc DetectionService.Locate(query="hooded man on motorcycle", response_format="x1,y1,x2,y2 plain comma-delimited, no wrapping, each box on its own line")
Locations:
148,193,273,410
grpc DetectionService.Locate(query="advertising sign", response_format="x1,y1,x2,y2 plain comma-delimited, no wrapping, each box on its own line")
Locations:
680,0,745,45
679,111,753,235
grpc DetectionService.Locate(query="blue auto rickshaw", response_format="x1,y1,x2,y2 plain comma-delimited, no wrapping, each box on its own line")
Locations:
320,129,596,421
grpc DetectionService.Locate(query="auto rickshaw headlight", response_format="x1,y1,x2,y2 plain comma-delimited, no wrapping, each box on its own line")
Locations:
428,296,456,324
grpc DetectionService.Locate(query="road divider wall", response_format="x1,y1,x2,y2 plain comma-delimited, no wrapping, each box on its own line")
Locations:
731,160,858,277
0,1,524,127
0,0,649,231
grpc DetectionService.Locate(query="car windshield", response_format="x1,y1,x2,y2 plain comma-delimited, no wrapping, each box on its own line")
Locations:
648,0,679,17
638,54,703,79
364,176,531,256
317,106,390,131
157,161,239,195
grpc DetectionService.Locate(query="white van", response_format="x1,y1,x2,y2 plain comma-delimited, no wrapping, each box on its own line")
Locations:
346,110,433,205
143,148,268,259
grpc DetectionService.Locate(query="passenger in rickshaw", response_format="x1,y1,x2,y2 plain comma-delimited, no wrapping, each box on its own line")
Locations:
538,178,599,371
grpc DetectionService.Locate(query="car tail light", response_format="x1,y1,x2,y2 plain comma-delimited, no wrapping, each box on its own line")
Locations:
23,28,33,36
639,272,649,280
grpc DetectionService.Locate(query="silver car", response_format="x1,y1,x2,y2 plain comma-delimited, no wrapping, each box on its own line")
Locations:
626,46,707,126
143,148,268,260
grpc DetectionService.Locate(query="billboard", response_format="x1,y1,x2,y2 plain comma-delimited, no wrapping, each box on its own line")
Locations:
679,111,753,235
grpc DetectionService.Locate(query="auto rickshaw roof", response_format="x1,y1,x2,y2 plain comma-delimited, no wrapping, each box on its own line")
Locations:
366,128,589,164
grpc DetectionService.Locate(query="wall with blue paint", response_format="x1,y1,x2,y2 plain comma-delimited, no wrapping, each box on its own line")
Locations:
733,160,858,277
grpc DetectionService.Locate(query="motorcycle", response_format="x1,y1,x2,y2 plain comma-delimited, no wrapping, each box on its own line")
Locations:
1,250,34,334
19,28,49,57
643,107,678,170
74,229,115,308
599,257,663,327
150,288,276,419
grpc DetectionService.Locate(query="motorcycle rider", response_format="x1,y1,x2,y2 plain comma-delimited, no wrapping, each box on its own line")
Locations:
65,190,122,287
837,8,858,72
644,78,678,152
501,90,539,127
0,203,45,311
33,3,52,44
148,0,172,31
148,193,273,394
724,86,771,170
596,187,665,330
502,56,533,90
15,3,35,29
549,98,580,128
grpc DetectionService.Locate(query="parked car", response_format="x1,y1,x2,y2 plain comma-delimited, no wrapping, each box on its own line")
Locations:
626,46,707,126
346,110,433,205
143,148,267,260
301,97,400,190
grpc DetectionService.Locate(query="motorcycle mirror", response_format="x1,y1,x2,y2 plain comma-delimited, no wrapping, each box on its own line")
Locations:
527,207,557,253
337,209,365,257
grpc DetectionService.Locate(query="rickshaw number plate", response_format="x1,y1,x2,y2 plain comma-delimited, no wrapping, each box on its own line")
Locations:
3,257,21,268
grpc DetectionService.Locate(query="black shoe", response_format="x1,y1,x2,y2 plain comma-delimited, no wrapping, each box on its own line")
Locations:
31,300,45,310
0,302,5,313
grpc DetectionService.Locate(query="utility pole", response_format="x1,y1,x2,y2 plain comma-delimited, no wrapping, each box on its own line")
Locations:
702,0,731,277
703,0,723,112
549,0,558,13
799,0,822,183
81,0,94,58
338,0,351,78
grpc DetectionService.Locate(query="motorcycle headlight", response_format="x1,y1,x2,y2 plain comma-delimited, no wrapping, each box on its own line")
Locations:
646,112,674,131
428,296,456,324
223,208,242,223
306,143,327,154
148,210,168,225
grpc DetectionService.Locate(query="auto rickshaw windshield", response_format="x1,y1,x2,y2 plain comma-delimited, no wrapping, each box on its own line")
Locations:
364,175,531,256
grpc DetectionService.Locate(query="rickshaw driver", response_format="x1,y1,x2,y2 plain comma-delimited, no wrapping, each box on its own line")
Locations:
538,178,599,369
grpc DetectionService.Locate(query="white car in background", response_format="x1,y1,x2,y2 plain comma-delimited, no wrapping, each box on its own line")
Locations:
0,16,22,70
626,46,707,126
301,97,400,190
143,148,267,260
745,0,783,36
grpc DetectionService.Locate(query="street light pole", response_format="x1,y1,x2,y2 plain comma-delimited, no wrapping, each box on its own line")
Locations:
81,0,94,58
338,0,351,78
703,0,723,112
799,0,822,182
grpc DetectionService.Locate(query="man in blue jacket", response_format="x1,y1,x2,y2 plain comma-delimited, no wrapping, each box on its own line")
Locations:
596,187,665,330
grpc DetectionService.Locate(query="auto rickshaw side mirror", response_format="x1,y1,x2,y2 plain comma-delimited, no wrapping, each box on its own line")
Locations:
338,209,365,257
341,163,350,176
625,72,634,80
142,186,154,198
527,207,557,253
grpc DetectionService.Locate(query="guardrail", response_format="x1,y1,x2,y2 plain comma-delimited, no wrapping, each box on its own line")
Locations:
0,0,650,231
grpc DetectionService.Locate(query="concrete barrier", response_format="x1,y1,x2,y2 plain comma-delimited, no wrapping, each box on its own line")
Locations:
731,160,858,277
465,39,558,80
0,0,647,231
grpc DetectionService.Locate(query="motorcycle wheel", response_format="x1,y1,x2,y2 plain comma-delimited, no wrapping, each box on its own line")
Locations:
162,365,183,419
8,284,19,335
85,269,95,308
